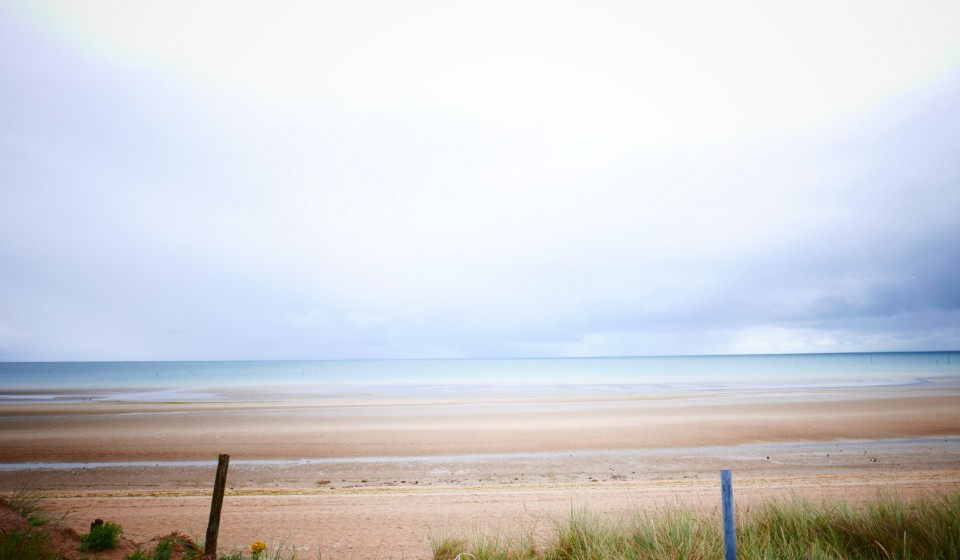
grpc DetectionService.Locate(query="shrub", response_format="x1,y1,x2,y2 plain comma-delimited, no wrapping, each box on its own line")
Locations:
80,520,123,552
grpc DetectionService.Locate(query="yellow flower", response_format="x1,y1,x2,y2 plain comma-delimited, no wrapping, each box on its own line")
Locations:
251,540,267,556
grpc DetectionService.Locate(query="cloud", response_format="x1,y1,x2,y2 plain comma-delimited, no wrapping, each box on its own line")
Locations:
2,1,960,360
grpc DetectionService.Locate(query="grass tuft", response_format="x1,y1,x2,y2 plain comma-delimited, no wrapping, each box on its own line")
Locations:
431,535,469,559
6,481,49,527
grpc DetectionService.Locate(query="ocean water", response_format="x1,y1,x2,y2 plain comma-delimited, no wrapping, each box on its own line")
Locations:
1,352,958,402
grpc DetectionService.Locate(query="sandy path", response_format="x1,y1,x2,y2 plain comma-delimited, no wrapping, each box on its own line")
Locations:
42,469,960,559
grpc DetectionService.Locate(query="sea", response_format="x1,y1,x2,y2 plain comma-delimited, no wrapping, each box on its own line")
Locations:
1,351,958,403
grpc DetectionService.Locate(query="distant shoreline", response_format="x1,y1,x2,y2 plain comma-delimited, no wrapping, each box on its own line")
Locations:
2,377,959,404
2,352,958,397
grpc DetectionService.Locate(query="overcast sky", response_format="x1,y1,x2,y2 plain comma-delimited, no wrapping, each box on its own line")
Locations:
2,0,959,361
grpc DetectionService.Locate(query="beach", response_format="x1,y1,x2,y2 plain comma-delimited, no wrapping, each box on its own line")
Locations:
2,386,959,558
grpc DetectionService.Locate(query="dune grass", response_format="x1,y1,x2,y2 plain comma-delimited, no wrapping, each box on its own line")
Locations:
431,491,960,560
6,481,50,528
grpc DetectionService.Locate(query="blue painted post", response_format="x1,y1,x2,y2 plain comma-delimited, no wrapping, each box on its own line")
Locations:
721,469,737,560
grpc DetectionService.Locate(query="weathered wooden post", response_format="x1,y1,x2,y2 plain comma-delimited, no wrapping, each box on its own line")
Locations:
203,454,230,559
721,469,737,560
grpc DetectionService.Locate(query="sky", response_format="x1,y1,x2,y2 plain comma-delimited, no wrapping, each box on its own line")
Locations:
1,0,959,361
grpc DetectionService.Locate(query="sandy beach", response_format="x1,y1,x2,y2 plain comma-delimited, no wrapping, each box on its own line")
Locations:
2,387,959,558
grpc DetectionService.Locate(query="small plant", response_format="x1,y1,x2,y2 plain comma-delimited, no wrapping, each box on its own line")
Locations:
123,534,201,560
80,520,123,552
251,540,267,559
154,536,175,560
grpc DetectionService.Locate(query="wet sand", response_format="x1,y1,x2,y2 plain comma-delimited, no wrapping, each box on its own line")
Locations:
1,387,959,558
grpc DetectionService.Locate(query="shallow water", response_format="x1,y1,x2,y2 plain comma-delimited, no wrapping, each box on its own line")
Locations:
1,352,958,402
2,435,958,472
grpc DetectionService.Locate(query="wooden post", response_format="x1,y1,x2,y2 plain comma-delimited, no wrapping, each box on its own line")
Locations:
203,454,230,559
721,469,737,560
